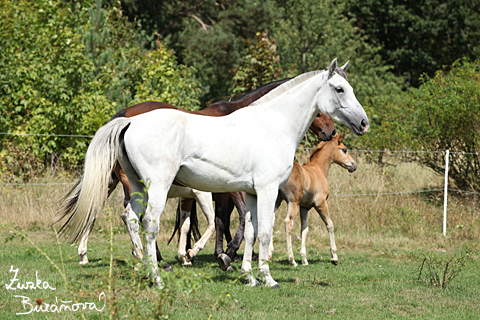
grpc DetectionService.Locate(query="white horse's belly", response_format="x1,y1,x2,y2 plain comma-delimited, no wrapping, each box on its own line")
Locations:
175,161,255,194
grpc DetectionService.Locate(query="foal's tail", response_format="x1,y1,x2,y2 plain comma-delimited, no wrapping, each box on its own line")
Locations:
57,117,132,243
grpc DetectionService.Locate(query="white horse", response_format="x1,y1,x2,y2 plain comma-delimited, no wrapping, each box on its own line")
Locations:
58,58,369,288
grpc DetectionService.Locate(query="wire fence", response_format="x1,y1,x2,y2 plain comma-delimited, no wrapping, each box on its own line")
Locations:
1,131,479,235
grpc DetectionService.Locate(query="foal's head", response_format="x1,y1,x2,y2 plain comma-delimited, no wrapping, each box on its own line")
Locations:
330,133,356,173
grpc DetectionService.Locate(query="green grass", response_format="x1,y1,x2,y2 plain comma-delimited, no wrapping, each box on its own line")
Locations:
1,228,479,319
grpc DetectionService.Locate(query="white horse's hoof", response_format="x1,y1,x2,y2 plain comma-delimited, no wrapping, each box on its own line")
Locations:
246,278,260,287
289,259,298,267
269,283,281,289
331,259,338,265
79,255,89,265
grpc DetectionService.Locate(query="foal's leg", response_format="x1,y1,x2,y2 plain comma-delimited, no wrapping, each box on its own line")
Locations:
185,190,215,262
314,202,338,265
299,207,310,266
241,193,259,287
285,201,300,267
268,195,283,261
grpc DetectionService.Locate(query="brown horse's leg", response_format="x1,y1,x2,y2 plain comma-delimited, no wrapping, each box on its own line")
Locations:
314,202,338,265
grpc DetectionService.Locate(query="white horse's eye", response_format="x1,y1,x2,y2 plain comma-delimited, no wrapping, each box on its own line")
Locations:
335,87,344,93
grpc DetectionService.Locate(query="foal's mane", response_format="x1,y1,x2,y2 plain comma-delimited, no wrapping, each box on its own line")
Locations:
308,141,328,162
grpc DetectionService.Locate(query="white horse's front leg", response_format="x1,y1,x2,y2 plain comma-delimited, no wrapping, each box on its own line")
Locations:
256,188,280,289
299,207,310,266
185,191,215,261
120,203,144,259
78,229,90,265
241,193,259,287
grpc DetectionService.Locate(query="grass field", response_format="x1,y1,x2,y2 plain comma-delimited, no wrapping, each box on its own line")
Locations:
1,155,480,319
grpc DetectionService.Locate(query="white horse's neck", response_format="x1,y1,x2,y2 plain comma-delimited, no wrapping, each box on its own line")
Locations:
251,71,329,151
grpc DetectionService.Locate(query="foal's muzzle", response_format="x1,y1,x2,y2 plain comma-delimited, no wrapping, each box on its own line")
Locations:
348,162,357,173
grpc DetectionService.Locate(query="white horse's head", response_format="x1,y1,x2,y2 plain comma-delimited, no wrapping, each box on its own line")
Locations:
317,58,369,135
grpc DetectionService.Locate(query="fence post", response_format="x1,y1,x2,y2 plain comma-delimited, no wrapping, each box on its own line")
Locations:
443,149,450,236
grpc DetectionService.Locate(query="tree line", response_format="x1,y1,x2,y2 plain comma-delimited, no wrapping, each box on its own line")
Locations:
1,0,479,191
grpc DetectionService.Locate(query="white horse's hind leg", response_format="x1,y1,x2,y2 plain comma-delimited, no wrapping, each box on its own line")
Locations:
241,193,259,286
78,230,90,265
299,207,310,266
120,203,144,259
141,185,169,289
185,190,215,261
256,188,280,289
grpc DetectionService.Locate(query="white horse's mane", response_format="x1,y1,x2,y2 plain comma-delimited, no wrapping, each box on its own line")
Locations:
250,69,325,107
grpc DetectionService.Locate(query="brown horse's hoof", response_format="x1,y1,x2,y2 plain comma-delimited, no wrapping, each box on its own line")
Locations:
162,264,173,272
217,253,232,272
331,259,339,266
185,249,195,262
252,251,259,261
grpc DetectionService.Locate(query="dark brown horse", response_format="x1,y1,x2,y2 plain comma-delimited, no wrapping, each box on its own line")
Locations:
106,78,336,270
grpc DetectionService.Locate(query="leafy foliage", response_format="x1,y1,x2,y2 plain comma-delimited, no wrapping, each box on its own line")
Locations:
365,59,480,191
231,31,288,97
0,0,201,181
346,0,480,87
271,0,402,140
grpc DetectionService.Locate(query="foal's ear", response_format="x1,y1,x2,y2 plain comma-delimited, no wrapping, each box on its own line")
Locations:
340,60,350,72
337,132,344,144
328,58,337,75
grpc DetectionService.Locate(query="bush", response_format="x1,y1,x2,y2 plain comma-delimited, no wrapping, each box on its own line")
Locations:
363,59,480,192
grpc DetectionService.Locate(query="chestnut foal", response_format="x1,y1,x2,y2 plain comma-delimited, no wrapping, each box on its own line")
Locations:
270,133,356,267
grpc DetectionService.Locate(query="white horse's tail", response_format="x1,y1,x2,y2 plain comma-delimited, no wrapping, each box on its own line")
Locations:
57,117,132,243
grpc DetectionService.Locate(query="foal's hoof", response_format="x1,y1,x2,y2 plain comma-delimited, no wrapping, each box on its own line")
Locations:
162,264,173,273
217,253,232,272
331,259,339,266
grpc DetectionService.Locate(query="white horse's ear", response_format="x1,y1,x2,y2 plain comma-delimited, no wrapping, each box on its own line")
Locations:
328,58,337,75
340,60,350,72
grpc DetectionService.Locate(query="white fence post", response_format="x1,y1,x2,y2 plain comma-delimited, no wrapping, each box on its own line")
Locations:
443,149,450,236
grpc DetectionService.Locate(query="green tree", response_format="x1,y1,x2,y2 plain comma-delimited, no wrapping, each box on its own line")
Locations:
368,59,480,191
271,0,402,142
0,0,201,181
346,0,480,87
120,0,279,103
231,30,287,97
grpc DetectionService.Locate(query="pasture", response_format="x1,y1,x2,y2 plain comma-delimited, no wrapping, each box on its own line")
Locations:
1,154,479,319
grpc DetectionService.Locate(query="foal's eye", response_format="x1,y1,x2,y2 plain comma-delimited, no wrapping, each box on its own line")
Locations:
341,148,347,154
335,87,344,93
